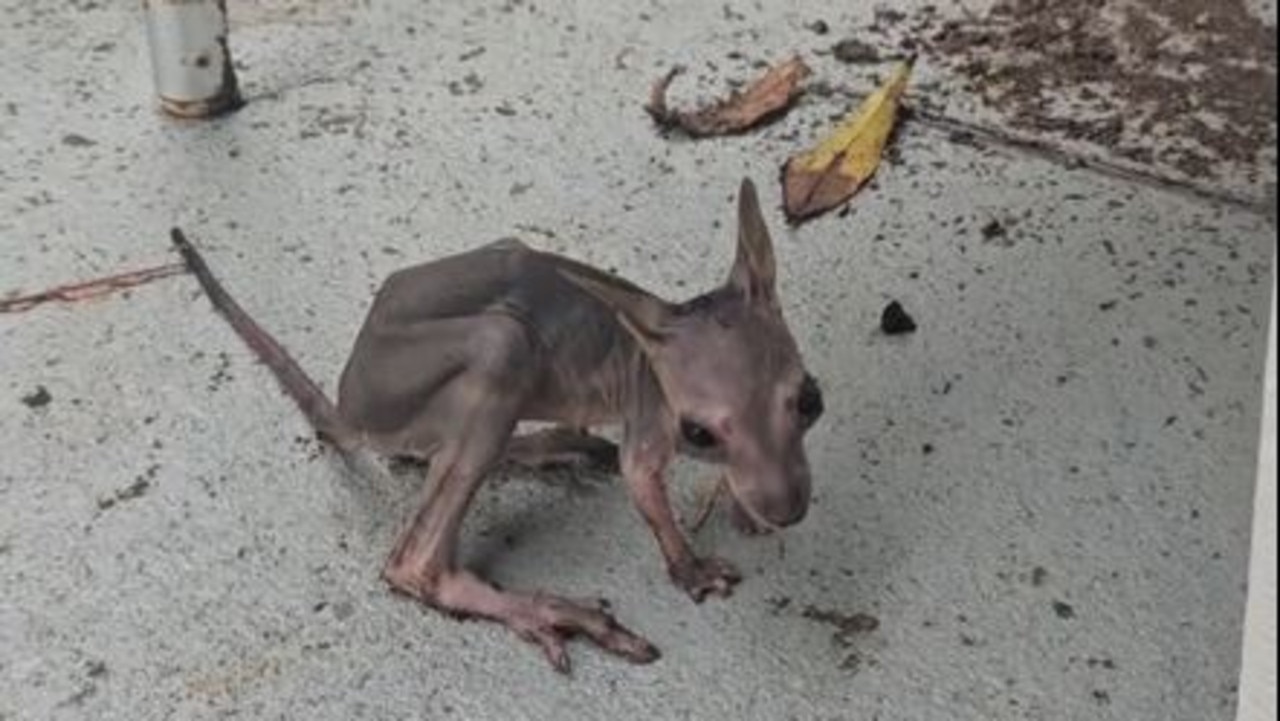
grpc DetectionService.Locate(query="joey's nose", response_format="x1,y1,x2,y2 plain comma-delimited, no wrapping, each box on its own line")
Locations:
767,479,810,527
774,493,809,526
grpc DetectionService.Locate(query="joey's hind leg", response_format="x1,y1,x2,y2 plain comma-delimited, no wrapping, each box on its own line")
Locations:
503,427,619,472
381,394,655,672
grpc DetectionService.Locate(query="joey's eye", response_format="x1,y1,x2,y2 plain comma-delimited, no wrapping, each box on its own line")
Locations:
797,374,824,425
680,419,717,449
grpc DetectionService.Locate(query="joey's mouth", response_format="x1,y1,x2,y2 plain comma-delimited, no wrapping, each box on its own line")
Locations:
724,474,784,536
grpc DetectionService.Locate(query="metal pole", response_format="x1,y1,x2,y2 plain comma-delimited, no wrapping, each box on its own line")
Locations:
142,0,243,119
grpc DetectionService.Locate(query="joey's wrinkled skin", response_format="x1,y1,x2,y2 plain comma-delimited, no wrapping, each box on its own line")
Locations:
169,178,824,673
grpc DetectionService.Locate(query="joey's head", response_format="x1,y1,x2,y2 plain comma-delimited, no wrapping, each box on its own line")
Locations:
563,178,824,533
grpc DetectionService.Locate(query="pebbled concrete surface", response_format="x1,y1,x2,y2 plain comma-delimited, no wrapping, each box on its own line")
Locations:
1,1,1275,720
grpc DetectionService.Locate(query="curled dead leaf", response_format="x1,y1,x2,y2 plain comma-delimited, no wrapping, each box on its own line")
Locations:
646,56,812,138
781,58,914,222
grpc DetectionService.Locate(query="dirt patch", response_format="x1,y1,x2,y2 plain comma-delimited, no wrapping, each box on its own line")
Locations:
1031,566,1049,587
765,595,793,614
207,351,233,393
96,465,160,511
801,605,881,647
895,0,1277,184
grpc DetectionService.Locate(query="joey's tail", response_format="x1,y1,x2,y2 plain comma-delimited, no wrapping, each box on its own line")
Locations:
170,228,356,452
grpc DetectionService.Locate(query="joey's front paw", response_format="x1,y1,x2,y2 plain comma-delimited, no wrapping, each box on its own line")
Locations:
669,556,741,603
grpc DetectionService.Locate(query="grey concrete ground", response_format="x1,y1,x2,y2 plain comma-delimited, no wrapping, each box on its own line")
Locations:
1,1,1275,720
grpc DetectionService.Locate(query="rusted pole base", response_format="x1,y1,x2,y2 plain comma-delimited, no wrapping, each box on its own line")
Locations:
143,0,244,119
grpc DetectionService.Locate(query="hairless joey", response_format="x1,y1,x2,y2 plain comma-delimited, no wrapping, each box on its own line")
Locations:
169,177,825,673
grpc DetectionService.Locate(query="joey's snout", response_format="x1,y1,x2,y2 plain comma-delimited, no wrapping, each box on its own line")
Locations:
726,458,812,533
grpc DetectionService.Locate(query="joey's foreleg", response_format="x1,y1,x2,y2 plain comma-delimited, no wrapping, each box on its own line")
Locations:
622,453,741,602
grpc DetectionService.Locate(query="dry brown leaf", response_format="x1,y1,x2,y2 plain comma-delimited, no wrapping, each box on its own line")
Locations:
646,56,812,138
781,58,914,222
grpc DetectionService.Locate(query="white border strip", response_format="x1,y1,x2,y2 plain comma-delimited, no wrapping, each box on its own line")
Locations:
1237,263,1276,721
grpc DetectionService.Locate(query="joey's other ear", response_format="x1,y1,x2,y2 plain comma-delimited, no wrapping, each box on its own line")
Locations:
727,177,777,303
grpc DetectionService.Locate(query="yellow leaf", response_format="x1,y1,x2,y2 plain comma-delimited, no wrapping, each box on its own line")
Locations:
782,58,914,222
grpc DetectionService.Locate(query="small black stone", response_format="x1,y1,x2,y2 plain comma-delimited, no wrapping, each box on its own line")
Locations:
880,301,918,335
21,385,51,408
61,133,96,147
832,38,881,64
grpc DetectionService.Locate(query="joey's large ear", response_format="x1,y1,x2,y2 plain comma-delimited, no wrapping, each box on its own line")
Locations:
557,266,672,350
727,177,777,302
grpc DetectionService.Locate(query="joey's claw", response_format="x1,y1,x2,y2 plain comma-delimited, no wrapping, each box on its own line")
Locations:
518,624,571,673
507,595,660,672
670,556,742,602
545,635,572,675
564,596,611,612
